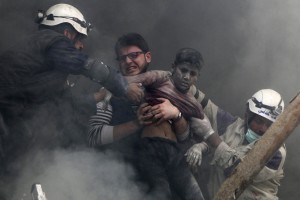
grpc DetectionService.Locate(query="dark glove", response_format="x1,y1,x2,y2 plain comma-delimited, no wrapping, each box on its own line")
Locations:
83,58,128,97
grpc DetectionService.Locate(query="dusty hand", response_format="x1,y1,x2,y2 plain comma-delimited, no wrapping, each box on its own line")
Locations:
185,142,208,168
190,114,214,140
126,83,144,104
148,98,180,125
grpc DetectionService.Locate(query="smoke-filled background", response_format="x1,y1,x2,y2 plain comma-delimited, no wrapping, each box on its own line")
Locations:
1,0,300,199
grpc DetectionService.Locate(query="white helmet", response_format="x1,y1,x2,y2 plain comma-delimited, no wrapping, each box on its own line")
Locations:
36,4,92,36
247,89,284,122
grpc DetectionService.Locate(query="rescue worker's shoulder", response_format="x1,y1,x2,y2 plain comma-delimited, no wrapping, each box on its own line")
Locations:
266,145,286,170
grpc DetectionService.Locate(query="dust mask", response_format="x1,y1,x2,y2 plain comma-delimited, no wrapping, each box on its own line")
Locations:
245,128,261,143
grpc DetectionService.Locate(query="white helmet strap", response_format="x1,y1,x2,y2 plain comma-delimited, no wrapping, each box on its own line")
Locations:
36,10,92,33
46,15,91,30
251,97,283,116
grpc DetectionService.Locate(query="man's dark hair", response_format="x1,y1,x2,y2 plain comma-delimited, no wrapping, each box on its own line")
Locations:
39,23,79,36
174,48,204,70
114,33,150,56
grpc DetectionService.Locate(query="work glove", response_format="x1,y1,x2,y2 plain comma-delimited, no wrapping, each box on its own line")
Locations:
212,141,239,168
83,58,144,101
222,142,256,177
185,142,209,169
190,114,214,141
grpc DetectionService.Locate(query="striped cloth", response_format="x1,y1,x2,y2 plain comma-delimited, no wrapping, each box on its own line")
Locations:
88,101,113,146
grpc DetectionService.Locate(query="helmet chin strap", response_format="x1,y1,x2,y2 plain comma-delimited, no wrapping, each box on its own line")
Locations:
244,115,250,134
244,107,256,134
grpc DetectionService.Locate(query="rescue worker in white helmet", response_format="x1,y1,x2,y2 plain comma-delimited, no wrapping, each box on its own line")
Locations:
0,3,142,198
185,89,286,199
34,3,142,99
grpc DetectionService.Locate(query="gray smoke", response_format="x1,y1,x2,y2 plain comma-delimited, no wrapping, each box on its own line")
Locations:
12,149,167,200
1,0,300,199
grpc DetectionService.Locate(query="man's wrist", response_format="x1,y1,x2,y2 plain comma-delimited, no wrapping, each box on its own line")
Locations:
203,129,215,141
172,111,182,123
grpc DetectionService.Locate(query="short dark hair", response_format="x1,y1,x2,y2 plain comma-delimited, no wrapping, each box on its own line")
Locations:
114,33,150,56
39,23,77,35
174,48,204,70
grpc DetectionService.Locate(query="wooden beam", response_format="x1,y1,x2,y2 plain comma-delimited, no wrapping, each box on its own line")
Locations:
213,92,300,200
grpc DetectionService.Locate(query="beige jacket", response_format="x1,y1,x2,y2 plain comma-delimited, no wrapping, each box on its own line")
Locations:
189,86,286,200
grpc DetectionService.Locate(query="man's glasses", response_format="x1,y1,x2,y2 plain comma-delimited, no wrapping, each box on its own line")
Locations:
116,52,144,62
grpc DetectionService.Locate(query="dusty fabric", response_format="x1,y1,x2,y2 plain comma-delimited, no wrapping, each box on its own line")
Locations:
137,137,205,200
127,70,204,119
199,95,286,200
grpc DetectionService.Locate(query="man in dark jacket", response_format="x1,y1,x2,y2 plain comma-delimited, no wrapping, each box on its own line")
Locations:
0,4,142,198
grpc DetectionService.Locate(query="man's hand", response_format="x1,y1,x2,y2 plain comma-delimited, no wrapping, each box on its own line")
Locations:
137,103,155,126
185,142,209,168
94,87,108,102
148,98,180,125
126,83,144,104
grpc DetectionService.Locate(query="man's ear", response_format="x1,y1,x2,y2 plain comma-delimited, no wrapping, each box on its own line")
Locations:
63,29,74,40
144,51,152,63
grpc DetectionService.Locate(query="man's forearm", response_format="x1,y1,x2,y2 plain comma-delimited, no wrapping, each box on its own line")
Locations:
88,120,142,146
126,70,170,86
206,133,223,149
172,115,190,141
113,119,143,141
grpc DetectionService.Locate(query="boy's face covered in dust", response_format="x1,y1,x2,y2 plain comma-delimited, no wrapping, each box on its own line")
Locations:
172,62,199,94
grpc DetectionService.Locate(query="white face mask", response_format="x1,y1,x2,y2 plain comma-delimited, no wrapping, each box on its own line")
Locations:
245,128,261,143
